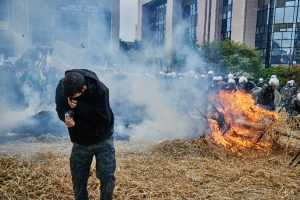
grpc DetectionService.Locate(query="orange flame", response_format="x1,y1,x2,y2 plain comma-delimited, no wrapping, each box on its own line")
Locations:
208,89,278,152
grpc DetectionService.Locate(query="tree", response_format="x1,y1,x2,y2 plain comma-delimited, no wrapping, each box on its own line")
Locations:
200,40,262,76
220,40,262,74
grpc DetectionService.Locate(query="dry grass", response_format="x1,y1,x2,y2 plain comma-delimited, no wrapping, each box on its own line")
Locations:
0,114,300,199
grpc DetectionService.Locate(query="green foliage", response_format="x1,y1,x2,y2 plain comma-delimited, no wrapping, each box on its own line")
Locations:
260,65,287,86
285,66,300,87
260,65,300,87
220,40,262,74
200,40,262,75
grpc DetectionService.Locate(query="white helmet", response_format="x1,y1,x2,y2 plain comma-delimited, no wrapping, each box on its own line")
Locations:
218,76,223,81
269,77,279,86
228,73,234,79
208,70,214,75
239,76,248,83
159,71,166,76
212,76,218,81
271,75,277,78
200,74,206,78
289,80,295,86
228,78,235,84
168,72,177,78
259,78,263,83
188,70,196,76
297,93,300,101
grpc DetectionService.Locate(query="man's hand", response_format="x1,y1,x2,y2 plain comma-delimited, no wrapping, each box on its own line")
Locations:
65,118,75,128
68,97,77,109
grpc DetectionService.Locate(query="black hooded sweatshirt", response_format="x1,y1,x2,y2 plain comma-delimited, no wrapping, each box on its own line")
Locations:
55,69,114,146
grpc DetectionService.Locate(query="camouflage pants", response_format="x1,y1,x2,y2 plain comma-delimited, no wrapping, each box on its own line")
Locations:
70,136,116,200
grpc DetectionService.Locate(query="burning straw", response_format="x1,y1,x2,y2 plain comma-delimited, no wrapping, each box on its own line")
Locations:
208,90,278,152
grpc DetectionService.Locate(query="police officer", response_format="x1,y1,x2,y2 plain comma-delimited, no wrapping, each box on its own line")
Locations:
257,78,264,88
280,80,298,112
221,78,236,91
257,77,280,111
238,76,257,93
288,92,300,116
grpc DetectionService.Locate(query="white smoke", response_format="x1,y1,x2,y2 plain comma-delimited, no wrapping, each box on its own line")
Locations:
0,107,36,129
92,66,207,142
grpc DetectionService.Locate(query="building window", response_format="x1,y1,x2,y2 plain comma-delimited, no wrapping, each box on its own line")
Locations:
221,0,232,40
149,0,167,47
255,0,300,66
182,0,198,46
0,0,9,21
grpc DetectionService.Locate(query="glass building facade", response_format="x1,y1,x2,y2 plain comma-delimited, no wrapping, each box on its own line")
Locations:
27,0,111,48
0,0,114,60
256,0,300,66
221,0,233,40
182,0,198,46
0,0,13,57
149,0,167,47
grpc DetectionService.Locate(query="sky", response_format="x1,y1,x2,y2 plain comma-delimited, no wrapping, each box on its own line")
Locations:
120,0,138,42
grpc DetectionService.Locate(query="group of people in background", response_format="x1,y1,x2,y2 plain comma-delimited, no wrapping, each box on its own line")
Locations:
204,70,300,116
0,55,61,109
1,47,300,118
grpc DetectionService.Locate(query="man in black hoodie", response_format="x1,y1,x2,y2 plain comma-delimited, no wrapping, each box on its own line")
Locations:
55,69,115,200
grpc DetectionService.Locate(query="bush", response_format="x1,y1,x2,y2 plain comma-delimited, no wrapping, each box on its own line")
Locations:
259,66,287,86
259,65,300,87
285,66,300,87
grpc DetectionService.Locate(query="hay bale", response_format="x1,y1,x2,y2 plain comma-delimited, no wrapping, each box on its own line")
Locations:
0,137,299,199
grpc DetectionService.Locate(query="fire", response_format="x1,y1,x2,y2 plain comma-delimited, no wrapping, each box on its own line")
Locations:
207,89,278,152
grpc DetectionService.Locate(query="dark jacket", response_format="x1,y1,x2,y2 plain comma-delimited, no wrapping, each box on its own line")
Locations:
55,69,114,146
257,82,265,88
257,84,275,111
238,81,257,93
288,97,300,115
280,85,298,100
221,82,236,91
